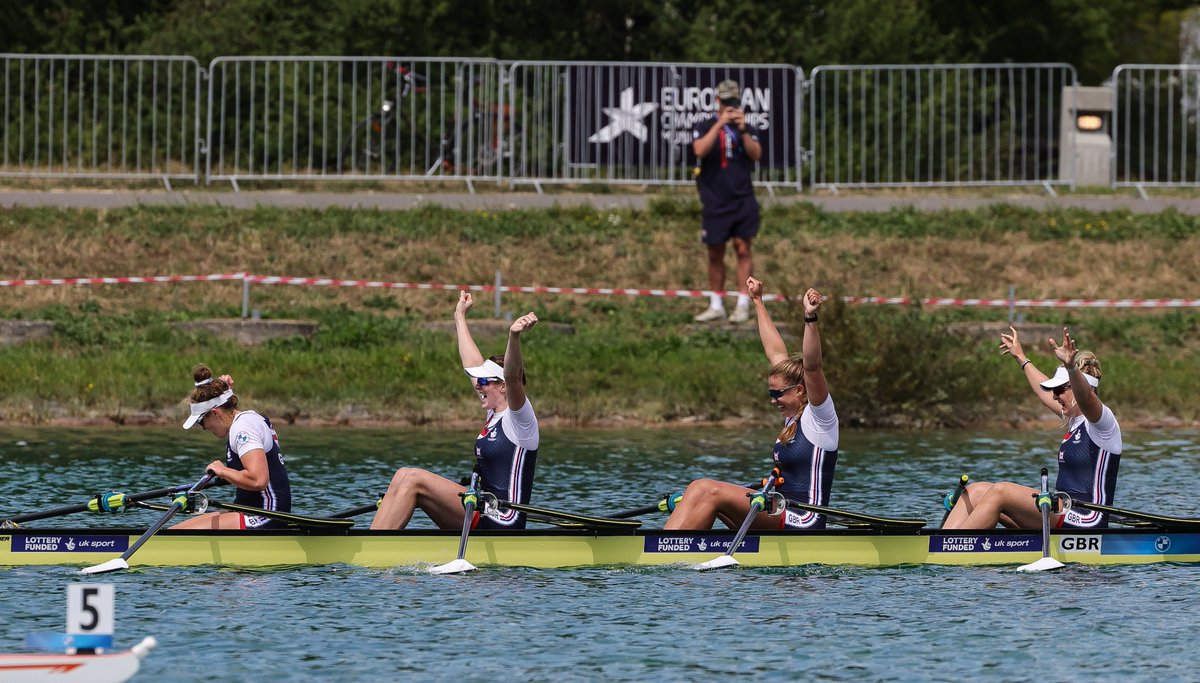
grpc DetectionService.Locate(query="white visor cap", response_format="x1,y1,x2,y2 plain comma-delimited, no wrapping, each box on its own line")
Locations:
1039,366,1100,391
182,389,235,429
464,359,506,382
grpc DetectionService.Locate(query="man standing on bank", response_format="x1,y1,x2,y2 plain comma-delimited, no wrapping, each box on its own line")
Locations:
692,79,763,323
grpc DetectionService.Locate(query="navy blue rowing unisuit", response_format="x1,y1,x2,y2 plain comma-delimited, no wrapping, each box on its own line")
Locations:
1056,405,1122,529
474,402,538,530
772,398,839,529
224,411,291,529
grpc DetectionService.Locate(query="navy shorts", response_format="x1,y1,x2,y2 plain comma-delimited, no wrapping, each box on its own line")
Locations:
700,201,760,245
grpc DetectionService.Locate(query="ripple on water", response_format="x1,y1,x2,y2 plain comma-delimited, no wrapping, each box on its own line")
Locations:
1,427,1198,681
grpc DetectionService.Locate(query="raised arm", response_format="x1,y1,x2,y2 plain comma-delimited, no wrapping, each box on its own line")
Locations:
999,325,1059,415
747,277,789,366
1051,328,1103,423
454,291,485,370
503,312,539,411
800,288,829,407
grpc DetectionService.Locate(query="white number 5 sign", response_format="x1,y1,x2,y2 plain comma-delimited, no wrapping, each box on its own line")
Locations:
67,584,114,635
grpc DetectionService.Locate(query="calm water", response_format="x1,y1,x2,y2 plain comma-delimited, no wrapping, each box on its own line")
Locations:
1,426,1198,682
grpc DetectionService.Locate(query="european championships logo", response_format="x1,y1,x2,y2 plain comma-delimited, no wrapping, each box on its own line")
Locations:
588,88,658,143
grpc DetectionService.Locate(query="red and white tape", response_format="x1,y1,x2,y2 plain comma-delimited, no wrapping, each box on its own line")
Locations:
842,296,1200,309
247,274,737,300
0,273,244,287
3,272,1199,308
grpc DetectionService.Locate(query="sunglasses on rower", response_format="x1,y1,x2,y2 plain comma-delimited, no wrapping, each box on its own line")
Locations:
767,383,801,400
476,377,504,388
1052,384,1072,397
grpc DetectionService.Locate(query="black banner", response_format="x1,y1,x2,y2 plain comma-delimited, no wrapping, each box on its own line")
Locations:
569,66,797,169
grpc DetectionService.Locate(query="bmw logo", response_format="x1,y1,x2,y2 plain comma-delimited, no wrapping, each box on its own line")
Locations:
1155,535,1172,553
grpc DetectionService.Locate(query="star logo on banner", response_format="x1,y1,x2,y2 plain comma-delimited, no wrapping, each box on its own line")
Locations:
588,87,658,143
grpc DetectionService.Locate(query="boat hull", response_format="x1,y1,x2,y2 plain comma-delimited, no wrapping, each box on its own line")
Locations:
0,639,152,683
2,527,1197,569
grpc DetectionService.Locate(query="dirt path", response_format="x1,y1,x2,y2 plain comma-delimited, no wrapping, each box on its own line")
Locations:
4,188,1200,213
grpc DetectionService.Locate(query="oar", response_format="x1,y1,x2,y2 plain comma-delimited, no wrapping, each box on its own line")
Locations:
331,497,383,519
498,501,642,529
140,498,357,529
429,472,480,575
938,474,971,527
610,492,684,519
694,470,780,571
1,483,194,528
81,472,216,575
1017,468,1065,573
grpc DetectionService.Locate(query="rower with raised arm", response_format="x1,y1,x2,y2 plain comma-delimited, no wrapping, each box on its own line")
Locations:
665,278,839,530
942,327,1122,529
371,291,540,530
174,365,292,529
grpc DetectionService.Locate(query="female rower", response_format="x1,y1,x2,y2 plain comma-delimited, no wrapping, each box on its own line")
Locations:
371,291,539,530
942,327,1121,529
174,364,292,529
665,278,839,530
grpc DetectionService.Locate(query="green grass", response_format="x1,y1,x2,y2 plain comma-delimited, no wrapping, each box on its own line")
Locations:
2,202,1199,428
2,299,1197,428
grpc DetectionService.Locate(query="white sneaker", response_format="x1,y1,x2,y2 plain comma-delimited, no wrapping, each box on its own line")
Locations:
728,306,750,323
694,306,726,322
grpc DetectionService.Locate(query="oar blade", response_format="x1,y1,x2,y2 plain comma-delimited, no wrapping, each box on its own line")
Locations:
428,558,477,575
1017,556,1066,573
694,554,739,571
80,557,129,575
131,636,158,660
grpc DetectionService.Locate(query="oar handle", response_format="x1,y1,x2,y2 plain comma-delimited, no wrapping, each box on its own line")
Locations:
717,469,780,561
119,473,216,562
941,474,970,511
1035,467,1052,512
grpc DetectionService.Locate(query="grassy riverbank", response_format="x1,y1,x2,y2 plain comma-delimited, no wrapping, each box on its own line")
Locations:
2,202,1198,428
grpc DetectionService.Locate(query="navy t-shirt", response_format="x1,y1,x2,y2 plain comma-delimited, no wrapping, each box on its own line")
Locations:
691,116,761,217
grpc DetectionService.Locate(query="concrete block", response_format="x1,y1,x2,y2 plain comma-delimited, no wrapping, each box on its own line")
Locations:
0,320,55,345
170,319,318,345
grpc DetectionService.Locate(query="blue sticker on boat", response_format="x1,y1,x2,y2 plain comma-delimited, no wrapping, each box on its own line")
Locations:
1094,533,1200,555
644,534,759,554
11,534,129,553
929,535,1041,553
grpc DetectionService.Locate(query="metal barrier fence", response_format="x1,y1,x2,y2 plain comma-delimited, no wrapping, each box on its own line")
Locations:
0,54,203,185
14,53,1200,192
1111,64,1200,190
204,56,504,187
807,63,1078,190
506,61,803,189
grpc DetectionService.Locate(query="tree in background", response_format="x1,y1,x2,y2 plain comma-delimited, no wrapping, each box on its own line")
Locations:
924,0,1194,84
1,0,1195,80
